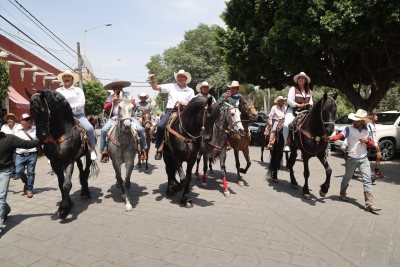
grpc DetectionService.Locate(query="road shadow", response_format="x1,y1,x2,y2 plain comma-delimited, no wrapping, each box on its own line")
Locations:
134,162,158,174
2,213,54,237
104,182,149,209
192,170,239,196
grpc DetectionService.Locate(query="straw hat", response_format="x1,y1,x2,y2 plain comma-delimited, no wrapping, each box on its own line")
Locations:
196,81,213,92
104,78,131,91
138,92,149,100
227,81,243,92
348,109,372,123
293,72,311,84
174,70,192,84
3,113,19,122
56,70,79,83
274,96,286,104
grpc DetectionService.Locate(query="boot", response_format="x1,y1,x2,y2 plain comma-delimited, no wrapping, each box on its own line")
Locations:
268,132,276,150
364,191,381,212
339,188,348,201
155,143,164,160
100,150,109,163
140,149,147,160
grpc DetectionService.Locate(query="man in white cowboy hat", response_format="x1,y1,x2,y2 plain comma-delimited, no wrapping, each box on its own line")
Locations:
195,81,216,102
99,79,148,163
149,70,195,160
56,70,97,160
327,109,381,212
218,81,243,105
135,92,152,120
267,96,287,149
283,72,314,152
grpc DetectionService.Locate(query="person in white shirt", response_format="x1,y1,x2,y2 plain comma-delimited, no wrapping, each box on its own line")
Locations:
267,96,287,149
149,70,195,160
366,113,384,178
194,81,216,102
0,113,21,134
283,72,313,152
55,70,97,160
14,114,38,198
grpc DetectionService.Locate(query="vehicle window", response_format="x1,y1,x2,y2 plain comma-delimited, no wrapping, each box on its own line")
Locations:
257,113,268,123
376,113,400,125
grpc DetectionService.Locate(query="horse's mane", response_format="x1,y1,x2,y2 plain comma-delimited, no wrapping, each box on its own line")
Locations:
182,96,208,115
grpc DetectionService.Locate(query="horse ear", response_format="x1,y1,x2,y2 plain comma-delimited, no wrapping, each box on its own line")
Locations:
249,92,253,97
332,92,338,100
25,88,32,99
207,96,213,107
323,92,328,101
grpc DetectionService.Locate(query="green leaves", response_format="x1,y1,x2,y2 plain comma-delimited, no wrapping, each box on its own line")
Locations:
0,59,11,100
81,81,108,115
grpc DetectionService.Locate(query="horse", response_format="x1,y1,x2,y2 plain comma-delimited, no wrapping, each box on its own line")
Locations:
267,92,337,199
195,101,244,197
260,124,270,162
227,93,258,186
137,109,152,171
27,89,99,219
163,96,220,207
107,95,139,211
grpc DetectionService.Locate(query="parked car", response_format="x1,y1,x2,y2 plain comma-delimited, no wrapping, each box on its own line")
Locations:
249,112,268,146
331,115,353,150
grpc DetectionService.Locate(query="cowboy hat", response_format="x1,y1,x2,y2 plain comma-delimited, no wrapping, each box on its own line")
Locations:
227,81,243,92
138,92,149,100
56,70,79,83
274,96,286,104
174,70,192,84
3,113,19,122
293,72,311,84
196,81,213,93
104,78,131,91
348,109,372,123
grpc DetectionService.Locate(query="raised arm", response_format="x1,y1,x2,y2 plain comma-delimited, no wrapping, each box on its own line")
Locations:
149,74,161,91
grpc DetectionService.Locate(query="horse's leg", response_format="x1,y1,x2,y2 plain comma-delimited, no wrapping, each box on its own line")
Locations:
163,154,176,197
234,149,244,186
181,158,195,208
261,141,265,162
112,160,125,199
302,154,311,199
201,154,208,187
288,149,299,189
124,162,135,212
76,156,91,200
171,157,186,192
208,157,214,173
239,146,251,174
219,151,230,197
58,160,74,219
318,153,332,197
195,152,201,180
145,136,151,171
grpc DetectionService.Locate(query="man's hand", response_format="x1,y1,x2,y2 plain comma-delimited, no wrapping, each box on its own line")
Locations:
224,90,231,100
359,137,368,144
324,136,331,142
149,74,156,81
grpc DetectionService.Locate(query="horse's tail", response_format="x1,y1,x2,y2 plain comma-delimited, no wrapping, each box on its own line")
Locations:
89,160,100,179
267,132,284,180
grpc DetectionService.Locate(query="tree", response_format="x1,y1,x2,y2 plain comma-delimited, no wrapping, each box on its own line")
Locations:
216,0,400,112
0,59,11,100
81,81,108,115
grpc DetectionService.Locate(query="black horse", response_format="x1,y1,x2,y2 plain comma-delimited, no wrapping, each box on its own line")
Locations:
27,89,98,219
163,96,220,207
268,92,337,199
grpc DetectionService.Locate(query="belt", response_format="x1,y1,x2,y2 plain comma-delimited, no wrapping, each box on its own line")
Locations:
18,152,37,156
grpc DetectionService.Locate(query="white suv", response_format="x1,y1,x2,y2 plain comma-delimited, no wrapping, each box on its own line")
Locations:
373,111,400,161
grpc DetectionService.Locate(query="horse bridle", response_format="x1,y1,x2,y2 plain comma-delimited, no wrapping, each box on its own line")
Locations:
215,105,244,136
320,97,336,136
177,103,208,141
30,93,53,143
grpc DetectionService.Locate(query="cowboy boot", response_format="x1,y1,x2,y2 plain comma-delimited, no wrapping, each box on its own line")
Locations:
100,149,109,163
364,191,381,212
340,188,348,201
268,132,276,150
155,143,164,160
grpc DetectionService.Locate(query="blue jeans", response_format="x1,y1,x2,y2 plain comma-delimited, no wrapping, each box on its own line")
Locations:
156,109,173,149
0,167,12,232
342,156,372,194
283,107,295,142
75,113,96,148
15,152,38,192
100,116,147,153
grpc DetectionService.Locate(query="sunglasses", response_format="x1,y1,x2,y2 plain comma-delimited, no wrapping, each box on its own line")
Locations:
23,118,31,121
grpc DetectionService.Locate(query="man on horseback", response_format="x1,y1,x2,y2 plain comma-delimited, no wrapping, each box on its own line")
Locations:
283,72,314,152
100,79,148,163
195,81,216,102
149,70,195,160
218,81,243,104
56,70,97,160
135,92,152,123
267,96,287,149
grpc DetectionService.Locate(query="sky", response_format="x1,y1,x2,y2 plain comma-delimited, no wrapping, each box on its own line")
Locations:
0,0,227,100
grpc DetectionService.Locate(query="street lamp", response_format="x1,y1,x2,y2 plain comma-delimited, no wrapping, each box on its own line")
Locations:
84,23,112,70
103,58,121,85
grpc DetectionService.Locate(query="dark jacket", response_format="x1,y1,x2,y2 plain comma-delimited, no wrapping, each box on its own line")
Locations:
218,93,241,105
0,133,40,169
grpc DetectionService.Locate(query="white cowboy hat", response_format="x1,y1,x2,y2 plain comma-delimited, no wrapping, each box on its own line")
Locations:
348,109,372,123
274,96,286,104
104,78,131,91
138,92,149,100
293,72,311,84
56,70,79,83
174,70,192,84
196,81,213,92
227,81,243,92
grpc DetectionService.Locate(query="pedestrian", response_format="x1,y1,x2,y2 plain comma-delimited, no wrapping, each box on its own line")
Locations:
267,96,287,149
136,92,152,123
149,70,195,160
218,81,243,105
195,81,216,102
366,113,384,178
0,129,41,238
14,114,38,198
327,109,381,212
1,113,22,179
99,78,148,163
56,70,97,160
89,116,96,130
283,72,314,152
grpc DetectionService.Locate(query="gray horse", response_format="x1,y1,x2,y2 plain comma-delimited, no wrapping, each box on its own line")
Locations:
107,95,138,211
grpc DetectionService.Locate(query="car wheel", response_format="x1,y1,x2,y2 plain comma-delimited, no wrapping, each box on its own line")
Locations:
380,139,395,161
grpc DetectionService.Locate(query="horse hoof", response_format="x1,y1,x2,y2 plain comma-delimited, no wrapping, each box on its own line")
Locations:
195,176,200,181
208,170,214,174
272,178,278,183
304,194,311,200
319,190,326,197
121,194,126,201
291,184,298,189
201,183,207,187
125,204,133,212
223,190,231,198
185,202,194,208
238,180,244,187
239,168,246,174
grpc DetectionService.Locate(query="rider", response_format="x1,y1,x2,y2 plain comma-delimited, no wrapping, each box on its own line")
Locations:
195,81,216,102
56,70,97,160
283,72,313,152
135,92,152,123
267,96,287,149
149,70,195,160
218,81,243,105
99,79,148,163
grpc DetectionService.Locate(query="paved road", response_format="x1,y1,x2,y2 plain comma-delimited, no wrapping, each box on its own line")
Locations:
1,139,400,266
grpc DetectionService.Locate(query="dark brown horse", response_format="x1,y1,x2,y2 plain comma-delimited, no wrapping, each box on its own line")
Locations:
137,109,152,172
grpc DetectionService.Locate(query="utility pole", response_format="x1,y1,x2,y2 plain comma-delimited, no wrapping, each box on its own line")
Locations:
77,42,83,89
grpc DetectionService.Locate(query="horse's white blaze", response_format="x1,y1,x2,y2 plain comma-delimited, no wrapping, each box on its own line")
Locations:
232,102,244,132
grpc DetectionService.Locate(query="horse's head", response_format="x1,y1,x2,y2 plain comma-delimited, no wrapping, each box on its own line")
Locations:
142,109,152,132
239,92,257,121
224,102,244,134
118,96,134,132
201,97,220,143
320,92,337,137
27,89,51,141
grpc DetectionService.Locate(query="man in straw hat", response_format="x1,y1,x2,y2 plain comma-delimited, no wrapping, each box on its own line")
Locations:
99,79,148,163
149,70,195,160
1,113,21,134
218,81,243,105
136,92,152,121
195,81,216,102
56,70,97,160
267,96,287,149
326,109,381,212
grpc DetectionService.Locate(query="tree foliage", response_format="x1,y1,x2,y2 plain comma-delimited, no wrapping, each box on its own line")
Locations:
81,81,108,115
0,59,11,100
216,0,400,112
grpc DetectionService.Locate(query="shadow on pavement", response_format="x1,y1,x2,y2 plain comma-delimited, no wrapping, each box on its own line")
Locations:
104,182,148,209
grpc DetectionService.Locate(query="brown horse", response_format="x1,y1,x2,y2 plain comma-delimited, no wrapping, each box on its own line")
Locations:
137,109,152,171
228,93,258,186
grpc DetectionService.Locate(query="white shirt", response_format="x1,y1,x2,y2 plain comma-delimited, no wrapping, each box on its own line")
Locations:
342,125,372,158
56,85,85,115
194,93,216,103
287,86,313,108
269,105,286,124
1,123,21,134
15,126,38,154
160,83,195,109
